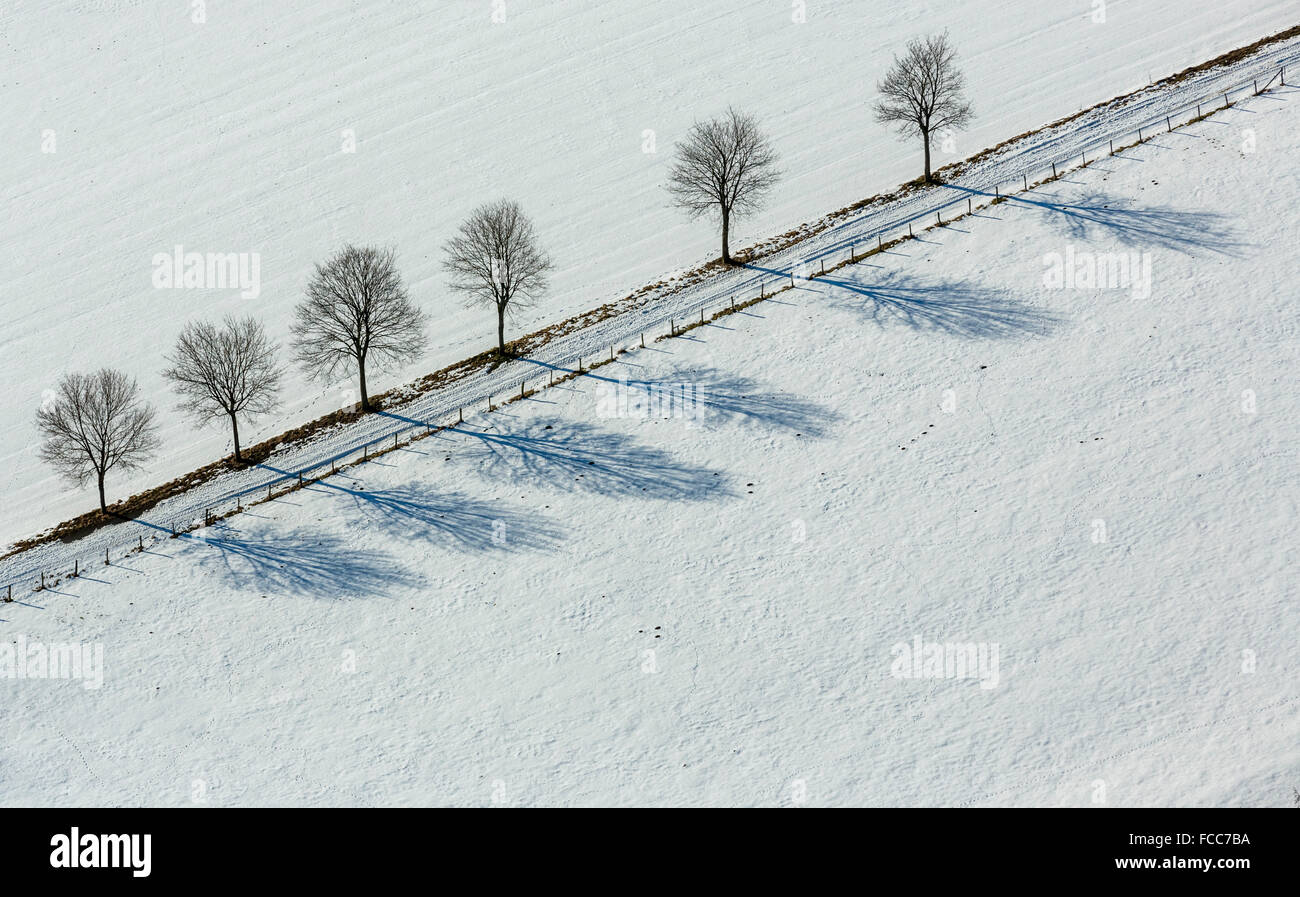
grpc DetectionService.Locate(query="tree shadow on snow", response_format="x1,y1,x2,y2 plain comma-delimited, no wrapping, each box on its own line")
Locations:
522,361,839,437
311,480,564,552
816,270,1063,339
946,185,1247,255
447,419,733,500
187,525,418,598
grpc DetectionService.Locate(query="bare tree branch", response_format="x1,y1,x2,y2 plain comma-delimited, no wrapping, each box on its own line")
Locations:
163,315,282,464
443,199,554,357
35,369,160,514
665,107,780,265
291,245,428,411
874,31,974,184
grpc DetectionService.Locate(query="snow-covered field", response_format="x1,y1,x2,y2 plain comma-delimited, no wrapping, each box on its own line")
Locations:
2,0,1299,546
2,62,1295,805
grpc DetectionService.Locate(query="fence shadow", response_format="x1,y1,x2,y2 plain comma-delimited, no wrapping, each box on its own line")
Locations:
947,185,1246,255
523,362,839,437
449,420,733,501
816,270,1062,339
188,525,417,598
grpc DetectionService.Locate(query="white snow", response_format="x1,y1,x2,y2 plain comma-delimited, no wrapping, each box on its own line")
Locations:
2,65,1296,805
2,0,1299,545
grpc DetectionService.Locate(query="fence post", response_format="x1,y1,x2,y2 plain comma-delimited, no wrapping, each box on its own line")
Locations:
486,395,492,411
850,244,854,262
74,558,78,576
459,407,463,423
139,535,143,550
669,319,674,336
700,308,705,324
936,210,942,225
1223,92,1229,108
967,198,972,214
641,332,646,347
520,380,525,399
761,283,765,298
1166,115,1171,132
105,547,109,565
1051,161,1056,178
1138,126,1142,141
1023,173,1028,190
1254,80,1259,95
877,235,882,251
908,222,913,237
1109,139,1114,155
1197,103,1201,117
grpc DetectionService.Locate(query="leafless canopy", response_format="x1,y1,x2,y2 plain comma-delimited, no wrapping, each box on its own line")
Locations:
666,107,780,265
291,244,427,411
36,368,160,513
443,199,554,357
163,315,283,464
874,31,975,183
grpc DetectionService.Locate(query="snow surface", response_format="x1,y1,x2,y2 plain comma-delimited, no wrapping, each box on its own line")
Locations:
3,0,1299,545
2,72,1296,806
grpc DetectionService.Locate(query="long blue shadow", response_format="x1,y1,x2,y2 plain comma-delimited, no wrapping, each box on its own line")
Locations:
945,185,1246,255
187,524,417,598
260,462,562,552
447,420,733,501
817,270,1062,339
517,363,839,437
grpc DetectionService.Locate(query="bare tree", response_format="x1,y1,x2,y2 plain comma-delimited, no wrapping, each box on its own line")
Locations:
666,107,780,266
291,245,427,412
443,199,554,358
36,369,160,514
163,315,283,465
874,31,974,185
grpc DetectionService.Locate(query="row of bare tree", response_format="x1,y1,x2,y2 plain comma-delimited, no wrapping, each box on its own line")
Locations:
34,32,972,516
37,199,555,513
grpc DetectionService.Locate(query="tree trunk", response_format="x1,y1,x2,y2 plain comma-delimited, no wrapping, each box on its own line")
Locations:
230,412,242,465
923,129,932,184
721,206,732,265
97,471,107,514
358,361,370,412
497,304,507,357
